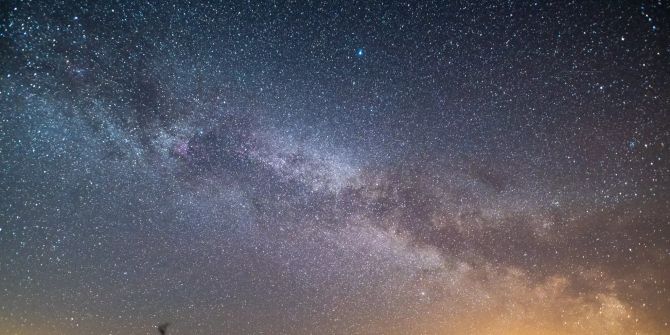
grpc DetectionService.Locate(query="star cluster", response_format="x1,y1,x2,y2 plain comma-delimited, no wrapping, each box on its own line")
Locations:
1,1,669,334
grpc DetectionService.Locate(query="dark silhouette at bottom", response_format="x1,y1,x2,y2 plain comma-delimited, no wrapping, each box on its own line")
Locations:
157,322,170,335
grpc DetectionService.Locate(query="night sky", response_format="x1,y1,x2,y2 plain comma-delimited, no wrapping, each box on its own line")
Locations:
1,1,669,334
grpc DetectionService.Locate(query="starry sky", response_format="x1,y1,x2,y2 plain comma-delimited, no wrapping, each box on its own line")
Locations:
1,1,669,334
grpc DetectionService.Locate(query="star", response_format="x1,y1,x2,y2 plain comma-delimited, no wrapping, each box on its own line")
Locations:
1,1,667,334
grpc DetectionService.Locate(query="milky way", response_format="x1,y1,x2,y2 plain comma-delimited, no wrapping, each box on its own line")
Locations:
1,1,669,334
